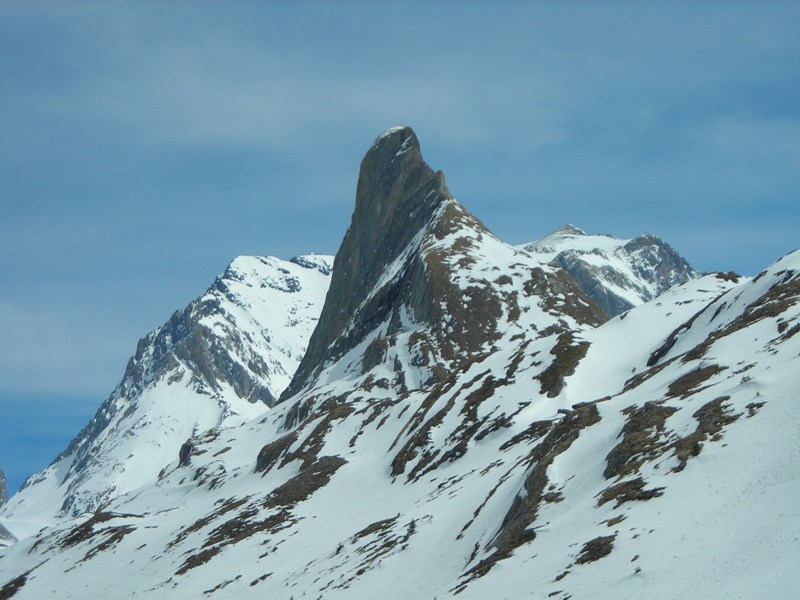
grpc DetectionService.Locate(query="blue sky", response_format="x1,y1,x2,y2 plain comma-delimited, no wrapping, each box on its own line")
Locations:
1,2,798,494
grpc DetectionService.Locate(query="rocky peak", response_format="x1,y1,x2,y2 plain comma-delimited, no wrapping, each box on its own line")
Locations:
523,227,699,317
280,128,603,401
282,127,469,398
325,125,452,318
2,128,799,600
621,234,699,294
11,255,332,518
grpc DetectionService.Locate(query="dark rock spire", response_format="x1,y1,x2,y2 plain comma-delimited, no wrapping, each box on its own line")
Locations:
280,127,488,400
297,126,451,368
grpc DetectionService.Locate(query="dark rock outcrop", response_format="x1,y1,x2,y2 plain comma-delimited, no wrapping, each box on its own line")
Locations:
0,468,7,506
281,127,492,399
0,469,14,548
622,234,698,293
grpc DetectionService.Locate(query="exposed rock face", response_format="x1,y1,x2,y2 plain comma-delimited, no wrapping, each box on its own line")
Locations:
283,127,456,398
0,469,12,549
621,234,698,295
524,225,699,316
0,468,7,506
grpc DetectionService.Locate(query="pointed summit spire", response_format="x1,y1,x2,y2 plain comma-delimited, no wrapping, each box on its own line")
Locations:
341,126,451,299
280,127,485,400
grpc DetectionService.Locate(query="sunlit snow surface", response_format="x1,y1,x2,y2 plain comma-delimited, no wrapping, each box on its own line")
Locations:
1,245,798,599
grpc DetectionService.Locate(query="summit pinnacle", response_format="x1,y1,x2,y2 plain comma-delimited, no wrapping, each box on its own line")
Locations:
280,127,604,401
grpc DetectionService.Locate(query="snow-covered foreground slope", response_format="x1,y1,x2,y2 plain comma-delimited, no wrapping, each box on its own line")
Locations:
1,128,798,599
0,254,331,536
2,250,796,600
522,224,699,316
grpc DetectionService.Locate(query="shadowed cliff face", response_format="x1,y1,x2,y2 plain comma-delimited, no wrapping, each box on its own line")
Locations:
285,128,448,386
339,126,452,297
281,127,491,399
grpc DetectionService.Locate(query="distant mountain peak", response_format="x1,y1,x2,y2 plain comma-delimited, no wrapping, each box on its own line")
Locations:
523,227,699,316
5,255,332,519
550,223,587,236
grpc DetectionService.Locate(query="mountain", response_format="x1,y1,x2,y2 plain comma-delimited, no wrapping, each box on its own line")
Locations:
282,126,606,402
0,470,6,508
0,254,331,534
522,224,700,316
0,127,798,600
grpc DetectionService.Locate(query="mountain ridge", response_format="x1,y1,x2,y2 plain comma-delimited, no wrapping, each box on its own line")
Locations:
1,127,797,600
2,254,332,527
522,224,700,315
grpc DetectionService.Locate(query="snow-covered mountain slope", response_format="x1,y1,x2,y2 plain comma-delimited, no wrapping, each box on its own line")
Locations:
0,254,331,534
1,127,798,600
0,527,13,552
522,224,700,316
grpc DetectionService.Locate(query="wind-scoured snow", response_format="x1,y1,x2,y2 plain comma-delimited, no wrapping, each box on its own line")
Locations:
521,224,620,262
